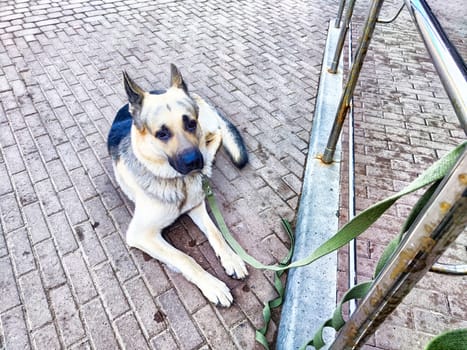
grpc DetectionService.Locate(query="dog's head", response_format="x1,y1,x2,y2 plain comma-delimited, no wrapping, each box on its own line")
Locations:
123,65,204,176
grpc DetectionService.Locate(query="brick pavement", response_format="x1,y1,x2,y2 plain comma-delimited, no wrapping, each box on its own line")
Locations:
0,0,338,349
1,0,465,349
338,1,466,349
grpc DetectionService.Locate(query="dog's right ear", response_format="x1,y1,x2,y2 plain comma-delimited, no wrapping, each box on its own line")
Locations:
123,71,145,129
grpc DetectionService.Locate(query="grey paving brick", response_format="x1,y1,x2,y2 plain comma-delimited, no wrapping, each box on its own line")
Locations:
56,142,82,170
231,320,257,350
74,222,107,267
0,163,14,196
158,289,203,350
15,127,37,155
109,205,131,235
45,120,68,146
131,250,171,298
31,323,61,350
151,330,179,350
0,306,31,350
83,197,115,238
62,250,97,304
124,277,165,338
46,159,73,192
193,305,237,350
12,170,38,206
49,284,85,346
6,227,35,276
3,144,26,174
114,312,150,350
23,202,50,244
82,298,119,350
69,340,92,350
65,126,89,152
102,232,137,282
69,168,98,201
34,179,62,216
34,239,67,289
35,134,59,162
92,262,130,320
77,148,105,179
0,256,21,313
93,175,125,211
18,270,52,329
47,210,78,256
0,224,6,258
0,122,17,148
58,188,88,225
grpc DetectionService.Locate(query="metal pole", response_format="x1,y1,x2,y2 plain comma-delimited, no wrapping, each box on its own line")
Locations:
347,20,358,315
335,0,347,28
404,0,467,135
330,150,467,349
322,0,386,164
329,0,357,74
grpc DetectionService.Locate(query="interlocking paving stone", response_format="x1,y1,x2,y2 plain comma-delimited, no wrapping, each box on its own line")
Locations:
49,284,86,347
18,269,52,330
81,298,119,350
158,288,204,350
0,306,31,350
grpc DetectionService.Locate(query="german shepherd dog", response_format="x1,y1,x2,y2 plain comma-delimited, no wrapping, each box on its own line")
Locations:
107,65,248,307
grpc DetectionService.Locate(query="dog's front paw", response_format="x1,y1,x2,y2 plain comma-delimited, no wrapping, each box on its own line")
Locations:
198,273,233,307
220,252,248,280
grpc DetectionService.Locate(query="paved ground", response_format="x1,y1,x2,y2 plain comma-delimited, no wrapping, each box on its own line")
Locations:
338,1,467,349
0,0,336,349
0,0,465,349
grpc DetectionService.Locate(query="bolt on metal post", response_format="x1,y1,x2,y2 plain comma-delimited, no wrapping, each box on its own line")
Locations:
329,0,357,74
322,0,386,164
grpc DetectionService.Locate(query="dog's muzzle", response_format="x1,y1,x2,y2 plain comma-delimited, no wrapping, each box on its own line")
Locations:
169,148,204,175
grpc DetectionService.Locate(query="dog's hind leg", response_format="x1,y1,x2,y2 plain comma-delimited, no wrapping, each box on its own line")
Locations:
188,202,248,280
126,202,234,307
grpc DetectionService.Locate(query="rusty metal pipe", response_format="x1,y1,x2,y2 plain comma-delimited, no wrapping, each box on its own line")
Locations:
322,0,386,164
330,149,467,349
335,0,347,28
329,0,357,74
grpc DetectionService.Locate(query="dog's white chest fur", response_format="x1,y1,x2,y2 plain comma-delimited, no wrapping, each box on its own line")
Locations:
114,158,204,213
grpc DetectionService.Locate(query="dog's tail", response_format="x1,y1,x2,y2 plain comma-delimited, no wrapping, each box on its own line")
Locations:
216,109,249,169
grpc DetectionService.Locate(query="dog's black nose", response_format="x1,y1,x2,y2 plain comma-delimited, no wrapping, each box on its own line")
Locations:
170,148,204,175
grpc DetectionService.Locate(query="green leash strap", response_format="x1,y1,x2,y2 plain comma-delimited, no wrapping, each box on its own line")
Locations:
203,141,465,349
255,219,295,349
373,179,441,278
204,141,466,273
300,281,373,350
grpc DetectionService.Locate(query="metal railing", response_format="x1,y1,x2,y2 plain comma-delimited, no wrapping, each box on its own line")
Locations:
321,0,467,348
331,151,467,349
322,0,467,165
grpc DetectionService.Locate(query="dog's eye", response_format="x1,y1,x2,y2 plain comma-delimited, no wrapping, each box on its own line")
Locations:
155,126,171,141
183,115,197,132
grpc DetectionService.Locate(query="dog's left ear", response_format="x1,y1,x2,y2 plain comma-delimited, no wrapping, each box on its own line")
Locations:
170,64,188,93
123,71,145,129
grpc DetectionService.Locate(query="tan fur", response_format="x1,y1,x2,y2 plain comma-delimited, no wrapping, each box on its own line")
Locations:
113,75,247,307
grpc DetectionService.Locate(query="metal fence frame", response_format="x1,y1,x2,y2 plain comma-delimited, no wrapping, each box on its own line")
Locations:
323,0,467,347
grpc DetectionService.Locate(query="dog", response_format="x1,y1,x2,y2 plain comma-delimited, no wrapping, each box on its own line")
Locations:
107,64,249,307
